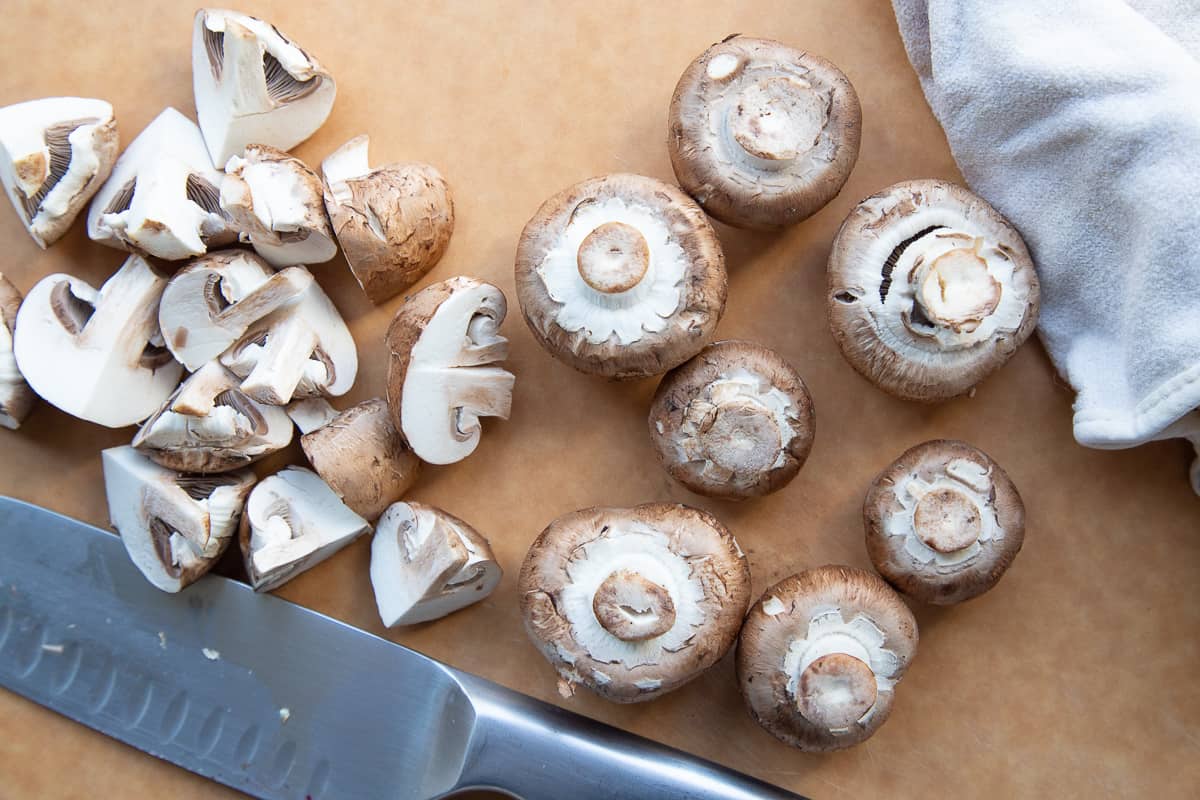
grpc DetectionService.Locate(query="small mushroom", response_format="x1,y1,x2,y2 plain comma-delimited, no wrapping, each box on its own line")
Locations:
287,397,420,521
239,466,371,592
737,565,918,751
0,97,119,247
12,254,182,427
519,503,751,702
322,135,454,304
102,445,256,592
220,144,337,267
649,340,815,499
515,173,727,379
827,179,1040,401
133,361,293,473
0,274,35,429
192,9,336,166
370,501,501,626
864,439,1025,605
386,277,514,465
668,36,862,230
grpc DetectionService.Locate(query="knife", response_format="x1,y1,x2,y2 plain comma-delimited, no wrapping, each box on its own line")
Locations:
0,497,805,800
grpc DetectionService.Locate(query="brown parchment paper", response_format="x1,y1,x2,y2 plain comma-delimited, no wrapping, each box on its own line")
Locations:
2,1,1199,798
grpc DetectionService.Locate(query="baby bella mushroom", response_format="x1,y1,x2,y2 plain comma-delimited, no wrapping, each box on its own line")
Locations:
386,277,514,465
519,503,751,703
370,501,501,626
515,174,726,379
649,340,815,500
0,274,35,429
322,135,455,303
827,179,1040,401
668,36,861,230
0,97,119,247
737,565,918,751
864,439,1025,605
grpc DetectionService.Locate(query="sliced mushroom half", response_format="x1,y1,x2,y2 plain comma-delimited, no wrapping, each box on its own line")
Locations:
0,274,35,429
519,503,751,702
515,174,727,379
827,179,1040,401
668,36,861,230
737,565,918,751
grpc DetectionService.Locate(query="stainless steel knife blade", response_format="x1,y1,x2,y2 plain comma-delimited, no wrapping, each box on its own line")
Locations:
0,497,805,800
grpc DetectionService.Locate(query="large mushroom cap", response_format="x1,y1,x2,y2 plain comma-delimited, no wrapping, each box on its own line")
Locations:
0,273,35,429
737,565,918,751
515,173,727,379
827,179,1040,401
865,439,1025,605
649,340,815,499
668,36,861,230
519,502,751,703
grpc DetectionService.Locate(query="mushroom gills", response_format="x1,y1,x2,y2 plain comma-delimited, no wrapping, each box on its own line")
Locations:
879,224,944,303
17,118,95,221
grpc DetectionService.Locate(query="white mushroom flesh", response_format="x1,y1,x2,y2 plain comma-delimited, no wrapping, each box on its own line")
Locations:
0,312,30,430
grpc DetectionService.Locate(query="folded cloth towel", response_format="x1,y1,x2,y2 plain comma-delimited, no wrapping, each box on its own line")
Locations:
892,0,1200,495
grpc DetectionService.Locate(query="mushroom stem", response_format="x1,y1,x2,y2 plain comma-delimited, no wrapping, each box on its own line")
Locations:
914,240,1002,332
912,485,982,553
725,77,824,171
286,396,339,434
592,570,677,642
576,222,650,294
699,399,784,475
238,319,321,405
795,653,878,730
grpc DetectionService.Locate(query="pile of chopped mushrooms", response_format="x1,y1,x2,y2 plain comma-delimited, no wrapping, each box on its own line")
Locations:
0,17,1038,753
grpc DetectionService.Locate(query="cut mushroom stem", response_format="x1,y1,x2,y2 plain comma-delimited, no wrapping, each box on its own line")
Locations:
286,396,340,434
0,274,35,429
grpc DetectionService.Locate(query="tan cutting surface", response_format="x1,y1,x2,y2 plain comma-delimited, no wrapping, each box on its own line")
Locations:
2,2,1198,798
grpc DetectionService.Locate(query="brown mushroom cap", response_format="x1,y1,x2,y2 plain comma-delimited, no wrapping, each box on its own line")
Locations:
648,340,815,499
864,439,1025,605
518,502,750,703
737,565,918,751
827,179,1040,402
668,36,862,230
515,173,727,379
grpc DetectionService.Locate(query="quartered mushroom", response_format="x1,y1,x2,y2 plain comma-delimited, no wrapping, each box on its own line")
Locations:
737,565,918,751
0,274,35,429
221,144,337,267
192,8,336,166
12,254,182,427
519,503,751,703
827,179,1041,401
649,340,815,499
370,501,501,626
386,277,514,465
239,466,371,592
668,36,861,230
87,107,233,261
102,445,256,593
133,361,292,473
0,97,119,247
515,173,727,379
287,397,420,521
322,135,455,303
864,439,1025,605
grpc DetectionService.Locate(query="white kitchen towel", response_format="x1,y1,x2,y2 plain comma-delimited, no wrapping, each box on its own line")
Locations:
891,0,1200,495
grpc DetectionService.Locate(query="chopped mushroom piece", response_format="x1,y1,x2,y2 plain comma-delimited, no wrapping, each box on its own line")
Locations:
221,144,337,267
192,9,337,166
102,445,255,592
239,466,371,592
0,274,35,429
12,254,182,427
827,179,1040,401
133,361,293,473
649,340,815,499
322,135,455,303
668,36,861,230
0,97,119,247
519,503,751,703
386,277,514,465
516,174,727,379
865,439,1025,605
287,397,420,521
737,565,918,751
370,501,501,626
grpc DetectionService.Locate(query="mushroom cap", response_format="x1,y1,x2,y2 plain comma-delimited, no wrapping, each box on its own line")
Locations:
515,173,727,379
668,36,861,230
0,273,35,429
649,340,815,499
737,565,918,751
864,439,1025,605
827,179,1040,401
518,502,751,703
